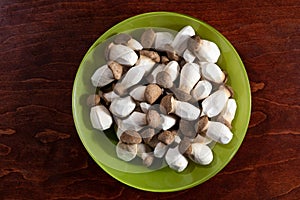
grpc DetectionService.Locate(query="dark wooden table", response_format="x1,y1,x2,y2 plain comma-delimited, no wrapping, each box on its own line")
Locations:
1,0,299,199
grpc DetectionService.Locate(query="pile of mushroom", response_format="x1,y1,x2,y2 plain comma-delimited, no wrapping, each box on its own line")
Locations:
87,26,237,172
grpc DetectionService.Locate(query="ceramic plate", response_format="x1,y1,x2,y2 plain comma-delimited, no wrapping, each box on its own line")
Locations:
72,12,251,192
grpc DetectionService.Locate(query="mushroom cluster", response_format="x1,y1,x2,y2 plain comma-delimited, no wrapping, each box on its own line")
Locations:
88,26,237,172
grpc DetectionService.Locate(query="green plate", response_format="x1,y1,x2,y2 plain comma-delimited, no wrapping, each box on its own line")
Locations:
72,12,251,192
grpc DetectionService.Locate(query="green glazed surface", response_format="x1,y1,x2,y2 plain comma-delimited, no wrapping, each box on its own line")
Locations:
72,12,251,192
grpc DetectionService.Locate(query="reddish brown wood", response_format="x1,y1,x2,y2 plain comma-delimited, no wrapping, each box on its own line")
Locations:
0,0,299,199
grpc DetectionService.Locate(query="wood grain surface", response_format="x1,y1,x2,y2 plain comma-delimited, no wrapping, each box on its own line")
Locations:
0,0,299,199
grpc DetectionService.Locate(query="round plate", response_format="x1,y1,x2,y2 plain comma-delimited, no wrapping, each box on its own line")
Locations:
72,12,251,192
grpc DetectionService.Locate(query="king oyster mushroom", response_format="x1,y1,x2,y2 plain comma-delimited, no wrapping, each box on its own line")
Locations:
165,145,189,172
201,85,232,118
188,143,213,165
183,49,196,63
116,141,138,162
129,85,147,101
114,66,146,96
174,62,201,101
195,116,233,144
195,39,220,63
154,31,174,51
154,142,169,158
134,55,156,75
107,43,138,66
140,28,156,48
113,33,143,51
160,94,200,121
146,63,165,83
215,98,237,128
90,105,113,130
91,64,114,87
109,96,136,118
200,62,226,84
191,80,212,101
171,25,195,56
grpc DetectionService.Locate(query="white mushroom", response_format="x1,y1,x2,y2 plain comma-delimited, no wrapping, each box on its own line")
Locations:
90,105,113,130
134,55,156,75
188,143,213,165
171,25,195,55
183,49,196,63
147,64,165,83
140,102,151,113
195,117,233,144
154,142,169,158
200,62,225,84
102,91,120,103
201,85,232,118
191,80,212,101
109,96,136,118
119,111,147,132
206,121,233,144
127,38,143,50
194,39,220,63
116,142,137,162
114,66,145,96
108,44,138,66
91,65,114,87
160,114,176,130
163,60,180,82
160,94,200,121
129,85,146,101
215,98,237,128
154,32,174,51
165,146,188,172
178,63,201,94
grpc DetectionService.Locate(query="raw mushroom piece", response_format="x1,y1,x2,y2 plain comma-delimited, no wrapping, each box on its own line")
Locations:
114,66,146,96
194,39,220,63
91,64,114,87
195,116,233,144
154,32,174,51
191,80,212,101
108,43,138,66
109,96,136,118
134,55,156,75
129,85,147,101
140,28,156,49
165,145,189,172
188,143,213,165
116,142,138,162
90,105,113,130
160,94,200,121
154,142,169,158
215,98,237,128
200,62,226,84
171,25,195,56
201,85,232,118
175,62,201,101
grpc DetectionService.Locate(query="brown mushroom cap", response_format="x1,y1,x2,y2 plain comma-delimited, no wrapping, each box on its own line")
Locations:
160,94,174,114
195,115,209,134
120,130,142,144
113,82,127,96
146,109,161,129
144,84,162,104
158,130,175,145
139,50,160,63
108,61,123,80
156,71,173,89
187,35,201,52
147,134,160,148
86,94,101,107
